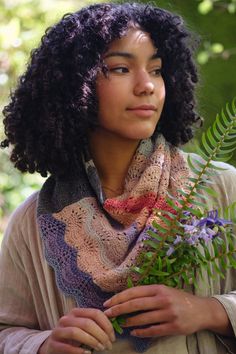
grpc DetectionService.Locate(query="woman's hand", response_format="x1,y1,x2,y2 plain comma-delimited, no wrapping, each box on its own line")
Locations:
103,284,233,338
38,308,115,354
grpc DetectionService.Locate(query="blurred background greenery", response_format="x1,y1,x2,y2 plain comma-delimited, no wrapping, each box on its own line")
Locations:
0,0,236,240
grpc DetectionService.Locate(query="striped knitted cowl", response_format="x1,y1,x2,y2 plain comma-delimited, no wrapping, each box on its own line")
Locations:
37,134,189,352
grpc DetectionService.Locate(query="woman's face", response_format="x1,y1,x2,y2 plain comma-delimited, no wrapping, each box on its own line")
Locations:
96,27,165,142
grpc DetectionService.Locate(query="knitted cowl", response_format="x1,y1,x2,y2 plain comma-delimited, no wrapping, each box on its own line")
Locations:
37,134,190,352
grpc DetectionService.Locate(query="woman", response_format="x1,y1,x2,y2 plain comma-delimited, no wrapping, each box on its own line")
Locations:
0,2,236,354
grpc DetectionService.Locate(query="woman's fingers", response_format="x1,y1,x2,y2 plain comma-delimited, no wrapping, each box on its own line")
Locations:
53,326,109,352
40,308,116,354
103,285,213,338
130,323,176,338
58,316,113,350
104,293,168,318
69,308,116,342
122,309,172,327
103,285,165,308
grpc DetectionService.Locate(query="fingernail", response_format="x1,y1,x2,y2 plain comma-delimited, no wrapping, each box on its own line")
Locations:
110,332,116,342
103,299,111,307
104,309,112,316
84,351,91,354
95,343,105,351
105,340,113,350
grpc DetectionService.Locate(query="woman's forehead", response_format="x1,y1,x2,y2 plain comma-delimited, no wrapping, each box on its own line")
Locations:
104,28,158,57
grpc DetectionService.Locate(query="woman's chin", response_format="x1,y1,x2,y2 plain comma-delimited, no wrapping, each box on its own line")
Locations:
124,129,156,141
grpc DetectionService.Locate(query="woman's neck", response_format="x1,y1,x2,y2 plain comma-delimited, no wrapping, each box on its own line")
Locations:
89,129,140,194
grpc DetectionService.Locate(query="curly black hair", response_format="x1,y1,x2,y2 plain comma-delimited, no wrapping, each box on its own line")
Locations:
1,2,200,177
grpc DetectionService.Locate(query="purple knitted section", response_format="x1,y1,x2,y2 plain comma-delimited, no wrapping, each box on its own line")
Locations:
38,213,113,308
38,213,151,352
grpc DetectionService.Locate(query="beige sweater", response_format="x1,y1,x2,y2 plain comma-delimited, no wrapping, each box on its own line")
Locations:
1,160,236,354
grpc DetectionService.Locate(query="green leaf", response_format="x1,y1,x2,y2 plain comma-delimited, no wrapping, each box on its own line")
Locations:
206,263,213,278
181,272,190,285
156,214,172,227
221,139,236,147
147,230,163,241
133,266,145,274
188,198,206,208
220,256,227,270
187,155,201,175
157,209,177,219
111,317,124,334
196,184,218,197
218,145,236,154
213,260,225,278
212,120,224,140
214,154,233,162
221,107,231,126
158,256,163,270
228,237,235,252
206,127,218,147
228,254,236,269
166,198,181,212
152,220,169,234
149,269,170,276
225,103,235,121
203,245,211,261
127,276,134,288
207,162,227,171
201,131,214,155
215,112,227,132
212,240,219,257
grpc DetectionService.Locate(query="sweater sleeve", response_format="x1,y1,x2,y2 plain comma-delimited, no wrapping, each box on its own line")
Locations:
212,166,236,338
187,156,236,352
0,193,52,354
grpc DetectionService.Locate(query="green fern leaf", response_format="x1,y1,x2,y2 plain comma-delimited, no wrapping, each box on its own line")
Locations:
195,184,218,197
206,127,218,146
202,132,214,155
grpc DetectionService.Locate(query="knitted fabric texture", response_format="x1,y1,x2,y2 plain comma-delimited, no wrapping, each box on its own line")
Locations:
37,134,190,352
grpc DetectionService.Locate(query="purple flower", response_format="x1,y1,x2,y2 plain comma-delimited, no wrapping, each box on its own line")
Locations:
174,235,182,245
198,226,216,243
183,217,199,233
197,210,232,228
166,246,175,256
184,224,197,233
185,233,200,245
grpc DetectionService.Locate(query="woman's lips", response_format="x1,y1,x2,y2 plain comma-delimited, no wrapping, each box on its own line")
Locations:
127,105,157,118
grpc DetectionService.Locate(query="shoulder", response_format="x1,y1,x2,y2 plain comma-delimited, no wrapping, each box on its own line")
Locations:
8,191,38,226
2,191,39,248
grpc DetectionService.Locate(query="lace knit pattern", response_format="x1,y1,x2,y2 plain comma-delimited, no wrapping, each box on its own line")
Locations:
37,134,190,352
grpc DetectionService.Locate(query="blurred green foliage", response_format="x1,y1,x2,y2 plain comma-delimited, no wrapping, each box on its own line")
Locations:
0,0,236,239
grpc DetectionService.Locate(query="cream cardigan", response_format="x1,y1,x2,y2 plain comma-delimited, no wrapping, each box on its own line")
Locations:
0,158,236,354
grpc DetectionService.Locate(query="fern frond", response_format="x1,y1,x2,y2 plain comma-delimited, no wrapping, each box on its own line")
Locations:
185,98,236,204
134,98,236,289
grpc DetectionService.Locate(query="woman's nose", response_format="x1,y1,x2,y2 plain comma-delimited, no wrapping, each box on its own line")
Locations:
133,72,155,96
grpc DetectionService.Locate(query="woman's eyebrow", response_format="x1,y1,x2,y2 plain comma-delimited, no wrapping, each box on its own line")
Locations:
104,51,161,61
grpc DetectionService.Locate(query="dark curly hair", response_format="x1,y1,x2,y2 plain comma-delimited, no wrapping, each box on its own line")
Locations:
1,2,200,177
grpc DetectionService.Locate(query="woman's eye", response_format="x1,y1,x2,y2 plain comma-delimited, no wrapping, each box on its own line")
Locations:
109,67,129,74
151,68,162,76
